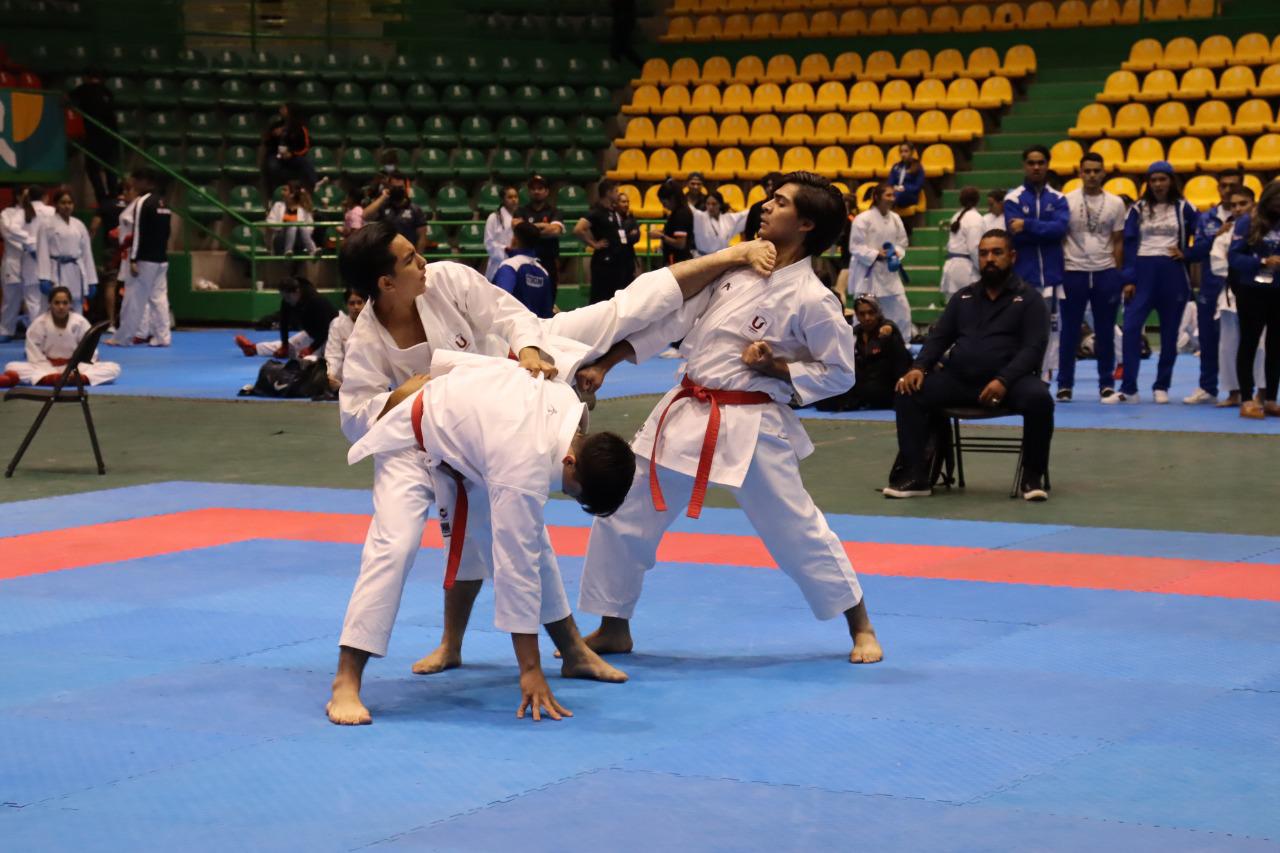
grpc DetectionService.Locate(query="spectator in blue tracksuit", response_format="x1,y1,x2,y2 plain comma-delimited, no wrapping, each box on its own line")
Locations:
1118,161,1200,403
492,221,554,318
1226,179,1280,418
1182,169,1244,404
888,142,926,237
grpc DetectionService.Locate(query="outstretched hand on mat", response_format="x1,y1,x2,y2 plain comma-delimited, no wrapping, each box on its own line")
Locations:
518,670,572,722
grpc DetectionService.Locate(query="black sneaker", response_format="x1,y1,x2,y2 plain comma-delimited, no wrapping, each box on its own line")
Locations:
1056,388,1072,402
883,479,933,498
1021,473,1049,502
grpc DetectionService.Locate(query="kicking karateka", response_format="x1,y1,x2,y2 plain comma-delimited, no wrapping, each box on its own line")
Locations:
2,286,120,387
573,171,884,665
36,189,96,313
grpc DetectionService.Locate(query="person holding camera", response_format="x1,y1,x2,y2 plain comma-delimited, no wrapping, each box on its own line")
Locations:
363,176,428,253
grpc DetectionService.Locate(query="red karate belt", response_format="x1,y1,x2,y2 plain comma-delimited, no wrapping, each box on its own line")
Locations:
412,389,468,590
649,374,772,519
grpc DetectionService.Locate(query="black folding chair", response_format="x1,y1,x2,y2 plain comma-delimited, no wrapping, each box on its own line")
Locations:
942,406,1050,499
5,320,110,478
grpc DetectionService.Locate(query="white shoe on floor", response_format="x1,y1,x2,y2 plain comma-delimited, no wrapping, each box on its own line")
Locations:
1153,390,1170,404
1106,392,1140,404
1182,387,1214,404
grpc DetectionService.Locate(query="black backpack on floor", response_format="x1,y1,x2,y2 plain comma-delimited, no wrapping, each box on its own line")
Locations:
239,358,330,399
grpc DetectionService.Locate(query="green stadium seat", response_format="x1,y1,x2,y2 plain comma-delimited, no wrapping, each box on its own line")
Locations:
594,57,626,87
534,116,572,147
459,55,489,85
424,53,456,85
281,52,312,80
546,85,579,116
138,46,171,76
434,183,474,219
225,113,261,144
526,56,558,85
452,147,490,179
314,181,345,217
421,222,451,255
573,116,609,148
415,147,452,181
563,148,598,181
383,115,420,147
556,184,589,219
210,49,247,78
497,115,534,146
309,112,342,146
345,113,382,147
310,145,339,179
581,85,615,116
186,185,224,222
174,48,208,76
228,184,266,220
456,222,487,252
341,147,377,180
564,57,592,86
511,85,545,116
111,108,136,134
493,56,523,85
333,82,367,112
256,80,290,108
139,78,177,109
218,79,255,110
245,50,280,80
528,147,564,178
230,224,262,254
146,143,180,168
179,77,217,110
475,181,504,211
368,82,403,113
58,44,91,75
186,111,224,142
379,146,412,172
62,75,88,95
405,82,438,114
316,53,348,84
476,84,512,114
459,115,497,146
293,80,329,113
440,84,475,116
492,147,527,180
421,115,457,147
143,111,182,143
223,145,260,180
105,76,138,108
388,55,419,85
352,53,385,84
183,144,221,182
101,44,132,75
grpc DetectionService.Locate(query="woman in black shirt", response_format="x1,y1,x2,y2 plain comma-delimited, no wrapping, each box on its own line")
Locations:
816,295,912,411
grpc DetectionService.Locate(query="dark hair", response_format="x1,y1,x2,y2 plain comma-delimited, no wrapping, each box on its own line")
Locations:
988,188,1006,202
852,295,883,322
762,171,783,189
657,178,684,208
277,275,317,300
687,171,705,182
284,102,306,130
1022,144,1051,162
870,181,893,205
1218,168,1244,183
1080,152,1105,168
953,186,980,233
51,188,73,208
778,171,845,256
338,220,399,302
1140,170,1183,216
980,228,1014,248
1247,180,1280,245
512,220,541,247
48,285,72,303
573,432,636,516
705,189,727,211
1231,185,1256,203
596,178,618,197
343,285,364,301
896,142,922,174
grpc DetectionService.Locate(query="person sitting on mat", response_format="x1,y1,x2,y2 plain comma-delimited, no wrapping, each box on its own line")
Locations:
884,229,1054,502
815,295,912,412
234,275,337,359
2,286,120,387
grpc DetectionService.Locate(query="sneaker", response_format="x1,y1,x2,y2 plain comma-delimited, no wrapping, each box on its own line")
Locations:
1216,392,1241,408
1241,400,1265,419
1099,388,1117,402
234,334,257,357
883,480,933,499
1021,473,1049,502
1102,390,1138,404
1182,387,1214,405
1153,390,1170,404
1056,388,1072,402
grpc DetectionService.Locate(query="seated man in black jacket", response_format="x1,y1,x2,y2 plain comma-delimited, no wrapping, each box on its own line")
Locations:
885,230,1054,501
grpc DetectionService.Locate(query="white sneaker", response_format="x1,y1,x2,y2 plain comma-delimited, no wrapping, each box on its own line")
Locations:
1101,390,1131,404
1153,390,1170,404
1182,388,1214,404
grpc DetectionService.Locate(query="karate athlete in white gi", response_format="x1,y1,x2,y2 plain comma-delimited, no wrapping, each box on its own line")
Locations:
483,186,518,281
1,187,53,339
2,286,120,387
36,190,96,313
575,171,884,666
849,182,911,336
939,187,986,298
323,287,366,392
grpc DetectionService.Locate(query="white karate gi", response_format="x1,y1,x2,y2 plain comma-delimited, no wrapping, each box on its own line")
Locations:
939,208,985,298
1,204,40,336
4,311,120,385
483,208,514,281
848,207,911,334
1210,226,1264,393
266,201,317,254
982,211,1004,234
111,192,172,347
577,257,865,624
323,312,356,385
3,201,54,323
691,208,750,256
36,214,96,312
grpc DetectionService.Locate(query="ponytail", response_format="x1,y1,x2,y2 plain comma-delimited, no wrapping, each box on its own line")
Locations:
951,186,981,234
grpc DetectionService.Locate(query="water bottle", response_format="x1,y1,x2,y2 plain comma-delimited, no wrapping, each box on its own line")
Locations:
883,242,901,273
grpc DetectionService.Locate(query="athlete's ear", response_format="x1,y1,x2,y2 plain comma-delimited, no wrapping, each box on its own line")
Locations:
562,453,576,468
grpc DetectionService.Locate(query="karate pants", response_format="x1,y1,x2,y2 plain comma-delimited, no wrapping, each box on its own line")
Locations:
20,255,46,320
113,261,171,346
251,331,312,357
577,428,865,622
4,359,120,385
1059,269,1121,392
1121,256,1189,395
1196,278,1223,395
0,279,22,336
51,262,87,313
1218,310,1264,394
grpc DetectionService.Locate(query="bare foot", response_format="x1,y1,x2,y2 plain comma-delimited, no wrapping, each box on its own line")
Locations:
411,644,461,675
561,646,629,682
582,623,634,656
326,686,372,725
849,631,884,664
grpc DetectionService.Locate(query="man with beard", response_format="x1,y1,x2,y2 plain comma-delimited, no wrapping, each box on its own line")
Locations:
885,229,1054,502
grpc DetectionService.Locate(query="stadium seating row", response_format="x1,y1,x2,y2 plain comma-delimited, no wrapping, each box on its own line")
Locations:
1049,134,1280,174
623,78,1014,115
1121,34,1280,71
617,110,986,148
607,144,956,182
1093,64,1280,103
631,46,1034,86
1069,99,1280,139
668,0,1177,13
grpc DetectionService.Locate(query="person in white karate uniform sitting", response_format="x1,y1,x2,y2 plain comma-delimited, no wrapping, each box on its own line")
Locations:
324,286,366,392
2,286,119,387
848,182,911,337
36,189,96,314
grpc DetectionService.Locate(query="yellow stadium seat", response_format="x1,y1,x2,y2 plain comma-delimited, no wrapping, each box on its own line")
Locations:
694,15,724,40
762,54,798,85
847,111,881,144
1230,100,1277,135
636,148,679,182
1196,35,1234,69
670,57,701,85
1119,0,1142,25
797,53,832,84
746,185,767,208
1215,65,1256,99
1097,70,1139,104
1253,64,1280,97
942,78,980,110
927,6,960,33
928,49,966,81
617,117,655,149
707,147,746,181
652,85,691,116
1050,139,1084,175
717,114,750,146
1006,43,1038,74
634,58,670,87
1055,0,1088,28
809,11,839,38
863,50,897,83
778,83,814,114
898,49,932,79
1025,1,1056,28
686,114,720,146
1151,101,1190,136
975,76,1013,109
876,110,916,143
910,79,946,109
670,0,696,15
687,84,722,115
911,110,949,143
718,183,746,211
1104,176,1139,198
991,3,1024,31
1148,0,1186,21
812,82,847,113
813,112,848,145
922,144,955,177
1160,37,1198,70
1232,33,1270,66
635,184,663,218
1123,38,1163,72
849,144,887,179
848,81,881,111
899,6,929,34
731,55,765,85
660,17,694,43
957,4,992,33
829,52,863,81
1134,69,1177,102
964,47,1000,79
1087,0,1121,25
607,149,646,181
816,146,852,178
1186,0,1212,19
781,146,815,173
1188,100,1231,136
1121,137,1165,173
677,147,713,179
715,83,752,114
837,9,869,37
1090,138,1125,166
697,56,733,85
867,8,898,36
721,14,751,39
744,114,781,146
654,116,687,147
1200,135,1247,170
1111,103,1152,138
1272,35,1280,61
747,13,779,39
622,84,661,115
1062,178,1083,194
777,11,808,36
780,113,815,144
943,108,984,143
1069,103,1112,137
745,83,783,115
1244,173,1264,197
880,80,913,111
1245,134,1280,170
1176,67,1216,100
741,147,781,180
1182,175,1219,210
1166,136,1206,172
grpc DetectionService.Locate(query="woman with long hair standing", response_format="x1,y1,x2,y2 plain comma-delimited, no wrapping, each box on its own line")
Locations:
1227,179,1280,417
939,186,985,298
